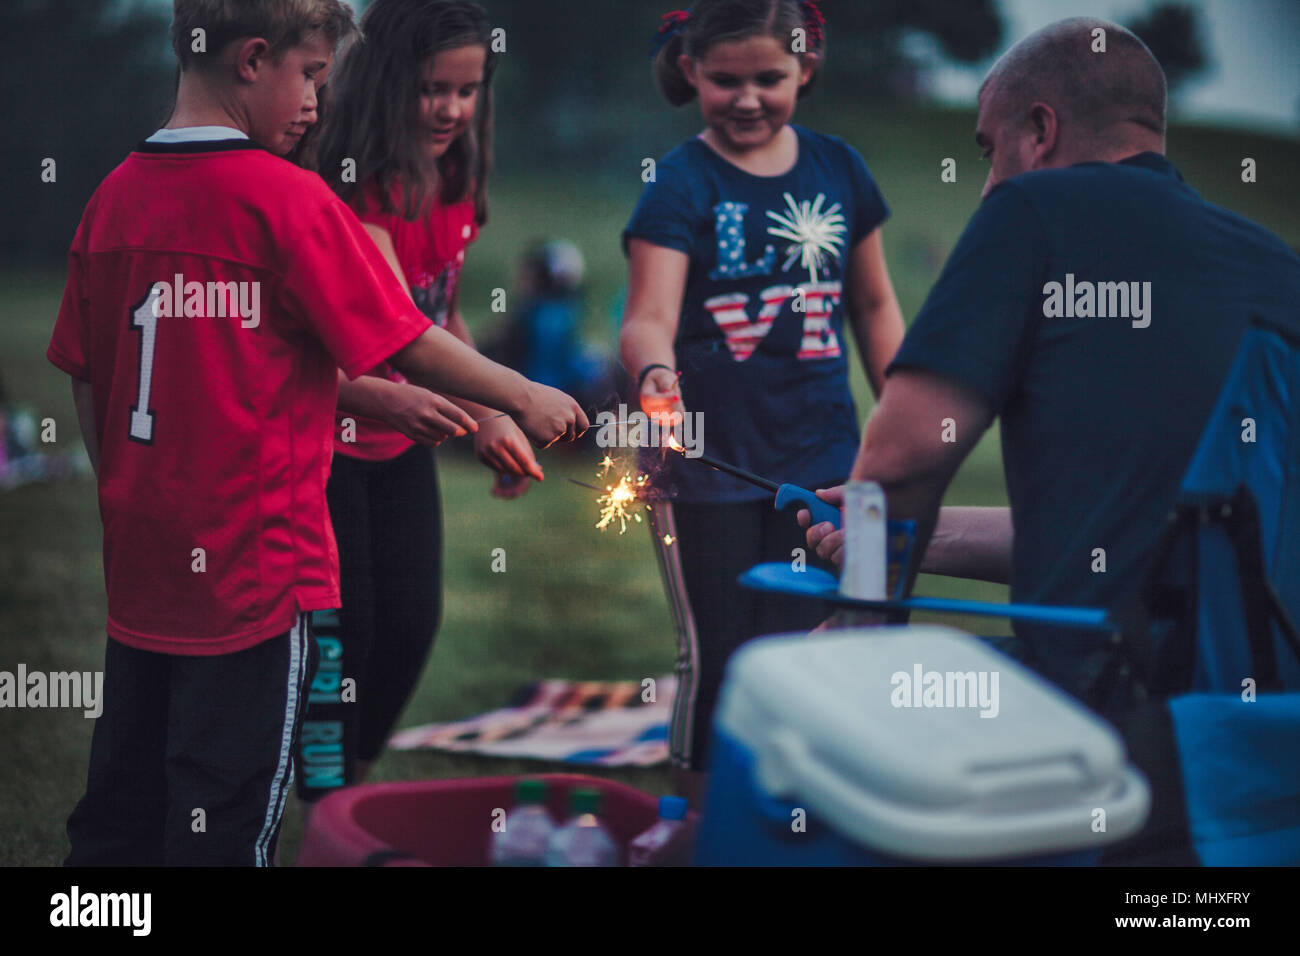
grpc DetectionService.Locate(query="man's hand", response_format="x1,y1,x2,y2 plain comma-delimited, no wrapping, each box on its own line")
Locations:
382,382,477,446
797,485,847,567
513,383,589,448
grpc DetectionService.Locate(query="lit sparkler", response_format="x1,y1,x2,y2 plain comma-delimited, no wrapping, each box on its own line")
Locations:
665,435,779,493
595,471,650,534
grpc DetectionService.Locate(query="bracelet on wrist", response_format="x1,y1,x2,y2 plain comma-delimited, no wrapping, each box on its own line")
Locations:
638,363,676,389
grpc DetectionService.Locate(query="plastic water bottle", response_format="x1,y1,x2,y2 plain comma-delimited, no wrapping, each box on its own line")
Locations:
545,788,620,866
491,779,556,866
628,796,694,866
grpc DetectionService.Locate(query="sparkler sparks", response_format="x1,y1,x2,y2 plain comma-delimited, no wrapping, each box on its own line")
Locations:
595,471,649,534
568,454,654,534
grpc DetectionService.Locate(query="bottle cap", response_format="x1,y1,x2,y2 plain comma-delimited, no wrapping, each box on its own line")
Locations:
658,795,688,820
570,788,602,815
515,779,547,804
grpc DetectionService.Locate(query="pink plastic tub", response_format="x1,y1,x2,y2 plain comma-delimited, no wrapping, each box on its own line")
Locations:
297,774,663,866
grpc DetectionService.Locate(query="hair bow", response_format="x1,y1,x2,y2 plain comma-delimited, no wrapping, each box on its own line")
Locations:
651,9,691,58
800,0,825,49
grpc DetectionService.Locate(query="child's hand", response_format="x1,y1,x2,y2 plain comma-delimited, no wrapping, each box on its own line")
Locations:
515,383,589,447
474,416,544,482
384,383,478,446
640,367,685,434
490,472,532,500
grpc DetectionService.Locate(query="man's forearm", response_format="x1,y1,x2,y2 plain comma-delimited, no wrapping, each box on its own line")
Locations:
921,506,1013,584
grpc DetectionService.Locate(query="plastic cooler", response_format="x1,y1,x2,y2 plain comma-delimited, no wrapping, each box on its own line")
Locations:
298,773,661,866
695,626,1151,866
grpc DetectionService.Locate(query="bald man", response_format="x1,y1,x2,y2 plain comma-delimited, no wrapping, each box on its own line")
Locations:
802,17,1300,710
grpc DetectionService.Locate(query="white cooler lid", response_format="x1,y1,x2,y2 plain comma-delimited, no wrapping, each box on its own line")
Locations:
715,626,1150,860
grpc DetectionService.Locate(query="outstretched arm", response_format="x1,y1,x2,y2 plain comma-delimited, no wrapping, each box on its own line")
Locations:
620,239,688,426
357,223,585,448
802,369,994,594
335,368,476,447
444,304,546,487
921,506,1013,584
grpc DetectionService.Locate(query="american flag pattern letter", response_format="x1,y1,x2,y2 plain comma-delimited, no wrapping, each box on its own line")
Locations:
703,192,846,361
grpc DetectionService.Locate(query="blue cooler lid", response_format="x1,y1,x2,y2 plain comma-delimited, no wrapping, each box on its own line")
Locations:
714,626,1150,861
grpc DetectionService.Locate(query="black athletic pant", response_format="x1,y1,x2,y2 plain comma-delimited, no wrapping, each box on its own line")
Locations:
65,615,318,866
295,445,442,803
647,484,839,771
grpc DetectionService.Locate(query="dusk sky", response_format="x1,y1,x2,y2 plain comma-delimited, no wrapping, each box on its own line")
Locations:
925,0,1300,133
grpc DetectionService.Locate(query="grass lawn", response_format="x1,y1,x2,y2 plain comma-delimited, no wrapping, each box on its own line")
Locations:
2,106,1296,866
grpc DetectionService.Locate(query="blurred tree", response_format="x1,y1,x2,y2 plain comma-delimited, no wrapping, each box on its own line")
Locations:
3,0,172,266
1127,2,1208,96
2,0,1007,265
819,0,1002,98
484,0,1002,179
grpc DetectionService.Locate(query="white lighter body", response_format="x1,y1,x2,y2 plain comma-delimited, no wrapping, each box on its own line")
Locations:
841,481,887,601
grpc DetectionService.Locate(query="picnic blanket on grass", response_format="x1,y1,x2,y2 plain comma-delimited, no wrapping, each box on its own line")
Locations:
388,676,675,767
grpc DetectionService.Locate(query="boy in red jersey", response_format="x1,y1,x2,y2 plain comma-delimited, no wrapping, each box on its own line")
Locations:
49,0,585,866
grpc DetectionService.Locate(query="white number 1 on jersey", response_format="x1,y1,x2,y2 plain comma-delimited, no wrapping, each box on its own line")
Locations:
128,288,158,443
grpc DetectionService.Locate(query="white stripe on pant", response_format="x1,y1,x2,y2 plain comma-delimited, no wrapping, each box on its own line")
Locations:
254,612,309,866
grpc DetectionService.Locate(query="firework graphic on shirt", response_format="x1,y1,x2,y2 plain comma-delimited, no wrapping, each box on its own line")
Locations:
766,192,847,284
411,265,457,328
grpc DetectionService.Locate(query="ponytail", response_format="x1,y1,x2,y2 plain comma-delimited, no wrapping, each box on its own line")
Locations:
652,10,696,107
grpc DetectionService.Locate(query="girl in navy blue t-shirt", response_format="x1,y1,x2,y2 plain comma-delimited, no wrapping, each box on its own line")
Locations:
620,0,905,795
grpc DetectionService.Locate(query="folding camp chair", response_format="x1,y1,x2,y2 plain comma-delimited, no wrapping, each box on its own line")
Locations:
743,314,1300,864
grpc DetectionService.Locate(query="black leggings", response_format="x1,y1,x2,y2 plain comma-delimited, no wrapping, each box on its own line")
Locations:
647,484,839,771
295,445,442,803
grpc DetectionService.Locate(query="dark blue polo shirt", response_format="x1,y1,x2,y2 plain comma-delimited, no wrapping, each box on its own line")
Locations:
889,152,1300,700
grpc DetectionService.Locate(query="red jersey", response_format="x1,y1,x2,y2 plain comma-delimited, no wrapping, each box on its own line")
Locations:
334,182,479,461
48,139,430,656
